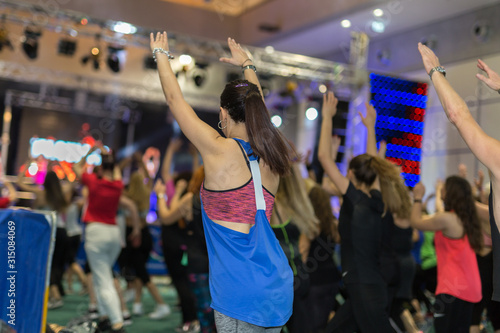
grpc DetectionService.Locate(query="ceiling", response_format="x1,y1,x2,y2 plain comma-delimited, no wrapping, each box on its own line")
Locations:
6,0,500,61
159,0,270,16
265,0,500,59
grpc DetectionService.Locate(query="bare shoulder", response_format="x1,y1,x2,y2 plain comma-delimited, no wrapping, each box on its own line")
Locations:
259,161,280,195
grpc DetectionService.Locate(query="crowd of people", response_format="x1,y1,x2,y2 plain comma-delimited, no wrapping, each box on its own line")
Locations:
2,34,500,333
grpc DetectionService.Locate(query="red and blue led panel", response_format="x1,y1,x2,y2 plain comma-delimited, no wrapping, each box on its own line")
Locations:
370,73,428,187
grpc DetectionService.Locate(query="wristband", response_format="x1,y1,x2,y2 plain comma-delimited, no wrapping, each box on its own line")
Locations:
241,58,253,67
242,65,257,73
157,193,165,200
428,66,446,80
152,48,174,62
414,199,422,203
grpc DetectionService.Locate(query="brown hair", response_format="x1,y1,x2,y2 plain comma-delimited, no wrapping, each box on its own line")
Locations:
443,176,483,253
308,185,338,240
348,154,411,219
220,79,294,176
126,172,151,212
372,159,412,219
44,171,68,212
274,164,319,239
188,166,205,197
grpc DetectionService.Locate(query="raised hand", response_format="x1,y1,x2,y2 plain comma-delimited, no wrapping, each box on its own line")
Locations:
322,92,338,119
476,59,500,91
153,179,166,196
331,135,341,156
417,42,441,76
150,31,170,53
168,137,183,153
219,38,251,67
359,102,377,129
413,182,426,200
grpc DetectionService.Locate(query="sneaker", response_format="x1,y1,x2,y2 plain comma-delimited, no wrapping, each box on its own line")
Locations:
88,305,99,320
148,304,171,319
132,303,143,316
47,299,64,310
122,310,132,326
175,321,201,333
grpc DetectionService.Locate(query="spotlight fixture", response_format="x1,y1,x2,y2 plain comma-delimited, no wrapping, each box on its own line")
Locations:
107,46,124,73
21,27,42,60
0,16,13,52
0,27,13,52
373,9,384,17
144,55,157,70
81,46,101,70
58,38,77,56
192,62,209,87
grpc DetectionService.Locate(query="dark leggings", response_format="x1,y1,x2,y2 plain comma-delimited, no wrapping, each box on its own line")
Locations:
162,225,197,323
125,226,153,284
50,227,68,294
471,252,500,330
434,294,474,333
188,273,216,333
326,283,395,333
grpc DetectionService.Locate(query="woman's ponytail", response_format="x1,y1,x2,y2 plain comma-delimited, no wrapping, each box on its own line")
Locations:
244,91,293,175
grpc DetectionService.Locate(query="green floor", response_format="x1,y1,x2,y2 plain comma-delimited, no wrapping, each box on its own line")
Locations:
46,281,183,333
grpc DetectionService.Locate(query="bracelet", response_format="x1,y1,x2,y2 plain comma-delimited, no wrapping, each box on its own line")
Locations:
242,65,257,73
428,66,446,80
157,193,165,200
241,58,253,67
152,47,174,62
414,199,422,203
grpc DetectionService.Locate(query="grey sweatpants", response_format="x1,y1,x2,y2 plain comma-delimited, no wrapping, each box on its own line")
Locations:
214,310,283,333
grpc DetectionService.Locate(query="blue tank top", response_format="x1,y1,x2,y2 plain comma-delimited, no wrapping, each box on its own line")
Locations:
201,138,293,327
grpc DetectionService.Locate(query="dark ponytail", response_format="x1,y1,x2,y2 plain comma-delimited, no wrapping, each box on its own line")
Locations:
221,79,293,176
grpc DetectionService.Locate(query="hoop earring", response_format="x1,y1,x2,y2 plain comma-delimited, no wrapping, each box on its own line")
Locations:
218,119,227,130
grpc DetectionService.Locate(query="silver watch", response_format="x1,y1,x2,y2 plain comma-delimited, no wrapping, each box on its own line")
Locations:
429,66,446,80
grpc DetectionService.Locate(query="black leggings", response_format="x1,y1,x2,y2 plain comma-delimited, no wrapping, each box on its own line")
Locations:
124,226,153,284
50,227,68,293
471,252,500,330
434,294,474,333
162,225,197,323
326,283,394,333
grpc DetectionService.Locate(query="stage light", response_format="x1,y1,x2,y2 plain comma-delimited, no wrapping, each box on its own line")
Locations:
265,46,274,54
341,20,351,28
373,9,384,17
111,21,137,34
306,107,318,121
80,18,88,26
0,25,13,52
271,115,282,128
319,84,327,93
107,46,123,73
58,38,77,56
192,62,209,87
21,28,41,60
371,21,385,33
28,162,38,176
144,55,157,70
179,54,192,65
82,46,101,70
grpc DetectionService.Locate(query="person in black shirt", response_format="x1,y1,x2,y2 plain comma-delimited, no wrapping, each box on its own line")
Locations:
318,92,395,333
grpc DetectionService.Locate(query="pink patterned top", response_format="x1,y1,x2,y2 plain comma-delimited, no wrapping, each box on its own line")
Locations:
200,178,275,224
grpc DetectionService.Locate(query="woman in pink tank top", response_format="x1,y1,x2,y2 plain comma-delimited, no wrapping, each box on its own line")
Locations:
411,176,482,333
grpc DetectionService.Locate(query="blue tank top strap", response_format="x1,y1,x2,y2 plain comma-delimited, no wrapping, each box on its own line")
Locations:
232,138,258,162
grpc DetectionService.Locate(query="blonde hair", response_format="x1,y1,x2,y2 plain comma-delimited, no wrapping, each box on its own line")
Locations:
126,171,151,212
371,157,412,219
274,164,319,239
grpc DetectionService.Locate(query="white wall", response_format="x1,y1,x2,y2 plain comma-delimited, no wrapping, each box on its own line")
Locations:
403,54,500,195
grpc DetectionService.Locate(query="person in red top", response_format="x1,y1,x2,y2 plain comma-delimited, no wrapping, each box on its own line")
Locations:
73,145,140,333
411,176,482,333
